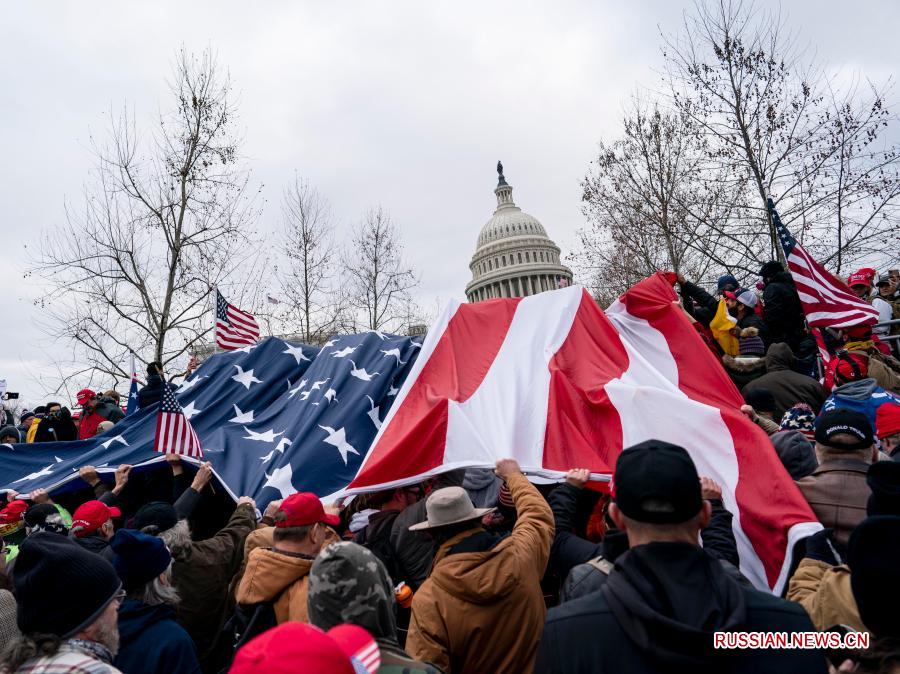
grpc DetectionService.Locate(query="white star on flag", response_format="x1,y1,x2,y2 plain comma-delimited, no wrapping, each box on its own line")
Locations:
318,425,360,465
242,427,284,443
263,464,297,498
232,365,262,389
348,361,379,382
229,404,255,424
181,400,202,420
283,344,310,364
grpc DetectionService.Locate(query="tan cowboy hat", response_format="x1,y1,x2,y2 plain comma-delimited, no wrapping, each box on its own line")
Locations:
408,486,495,531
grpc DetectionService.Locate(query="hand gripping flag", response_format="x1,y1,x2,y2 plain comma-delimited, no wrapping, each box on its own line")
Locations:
770,198,879,328
216,290,261,350
154,385,203,459
348,275,821,593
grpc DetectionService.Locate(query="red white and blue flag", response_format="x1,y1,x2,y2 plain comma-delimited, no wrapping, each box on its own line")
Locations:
215,290,261,350
349,274,820,593
125,352,139,416
153,384,203,459
770,198,879,329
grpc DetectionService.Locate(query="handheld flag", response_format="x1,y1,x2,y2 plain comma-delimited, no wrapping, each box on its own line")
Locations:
153,385,203,459
125,352,139,416
216,290,261,350
769,199,879,328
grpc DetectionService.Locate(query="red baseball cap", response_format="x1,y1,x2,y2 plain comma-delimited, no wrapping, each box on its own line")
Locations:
230,622,357,674
275,493,340,528
71,500,121,538
0,500,29,525
847,269,875,288
76,388,97,407
876,403,900,440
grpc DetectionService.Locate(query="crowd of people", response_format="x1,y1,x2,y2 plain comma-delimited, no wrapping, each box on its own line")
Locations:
0,262,898,672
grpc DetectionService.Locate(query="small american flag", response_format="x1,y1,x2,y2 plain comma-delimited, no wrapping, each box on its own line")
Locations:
153,385,203,458
770,198,879,329
216,290,261,350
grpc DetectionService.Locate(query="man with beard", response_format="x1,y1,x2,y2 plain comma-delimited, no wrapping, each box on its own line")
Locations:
724,288,770,350
1,532,125,673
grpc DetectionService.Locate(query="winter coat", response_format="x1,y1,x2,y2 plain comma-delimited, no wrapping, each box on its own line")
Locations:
406,473,553,674
742,343,827,422
235,546,316,623
786,559,864,632
32,408,78,443
762,271,806,349
115,599,201,674
78,412,106,440
535,542,825,674
822,378,900,434
796,458,871,552
389,470,466,590
841,349,900,393
74,534,114,560
137,375,176,409
721,354,766,390
96,398,124,424
171,503,255,670
770,431,817,480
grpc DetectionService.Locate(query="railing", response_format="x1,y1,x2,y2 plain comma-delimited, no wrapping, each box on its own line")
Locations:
876,318,900,345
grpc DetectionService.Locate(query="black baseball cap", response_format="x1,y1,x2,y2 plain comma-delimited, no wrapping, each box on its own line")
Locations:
612,440,703,524
814,409,873,450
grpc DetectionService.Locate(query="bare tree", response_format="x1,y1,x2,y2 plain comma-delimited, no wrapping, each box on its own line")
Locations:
274,175,342,343
577,98,743,301
663,0,900,271
345,207,419,332
31,48,259,389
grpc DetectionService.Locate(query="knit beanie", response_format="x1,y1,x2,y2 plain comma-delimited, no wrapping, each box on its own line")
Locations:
876,403,900,440
111,529,172,592
14,532,121,637
779,403,816,442
738,333,765,358
133,501,178,534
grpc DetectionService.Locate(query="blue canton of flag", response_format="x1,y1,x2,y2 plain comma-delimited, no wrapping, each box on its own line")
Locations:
0,333,421,508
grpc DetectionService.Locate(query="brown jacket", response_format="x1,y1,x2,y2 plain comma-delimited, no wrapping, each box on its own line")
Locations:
234,526,339,624
795,458,871,550
406,473,554,674
786,559,864,632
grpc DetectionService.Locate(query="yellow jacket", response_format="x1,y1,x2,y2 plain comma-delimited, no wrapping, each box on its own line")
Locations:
786,558,865,632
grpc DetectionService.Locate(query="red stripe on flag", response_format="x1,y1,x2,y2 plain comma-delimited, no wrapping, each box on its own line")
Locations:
543,290,629,472
348,298,522,489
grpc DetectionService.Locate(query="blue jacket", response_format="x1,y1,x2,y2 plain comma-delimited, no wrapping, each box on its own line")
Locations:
822,378,900,434
116,599,200,674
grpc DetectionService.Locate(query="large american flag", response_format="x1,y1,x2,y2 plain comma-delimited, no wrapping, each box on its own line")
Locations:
348,276,821,594
153,384,203,458
216,290,261,350
770,198,879,328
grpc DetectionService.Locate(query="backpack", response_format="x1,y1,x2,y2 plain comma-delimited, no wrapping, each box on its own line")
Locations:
219,601,278,672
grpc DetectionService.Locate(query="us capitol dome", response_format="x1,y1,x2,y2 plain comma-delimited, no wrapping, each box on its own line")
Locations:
465,162,573,303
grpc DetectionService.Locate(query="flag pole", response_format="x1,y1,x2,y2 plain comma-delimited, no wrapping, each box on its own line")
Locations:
211,286,219,355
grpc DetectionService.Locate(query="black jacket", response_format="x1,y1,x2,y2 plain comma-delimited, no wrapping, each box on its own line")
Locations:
679,281,718,327
137,375,175,409
762,272,806,347
32,407,78,443
95,397,124,423
73,534,114,560
737,311,770,349
558,495,741,603
536,542,826,674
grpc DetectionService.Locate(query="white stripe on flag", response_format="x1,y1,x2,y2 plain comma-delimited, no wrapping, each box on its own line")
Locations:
443,286,583,468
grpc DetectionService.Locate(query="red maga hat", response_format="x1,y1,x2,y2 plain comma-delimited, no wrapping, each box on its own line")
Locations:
275,493,340,528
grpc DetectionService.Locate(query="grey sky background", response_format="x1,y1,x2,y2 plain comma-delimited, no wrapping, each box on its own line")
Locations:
2,1,899,407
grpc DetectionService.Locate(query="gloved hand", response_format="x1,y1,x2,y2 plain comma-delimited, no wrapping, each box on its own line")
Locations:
805,528,841,566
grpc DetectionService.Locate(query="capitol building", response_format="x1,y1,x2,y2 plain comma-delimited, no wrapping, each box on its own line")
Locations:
465,163,573,302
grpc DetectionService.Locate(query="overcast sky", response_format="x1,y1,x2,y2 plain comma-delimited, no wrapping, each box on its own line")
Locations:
2,1,898,407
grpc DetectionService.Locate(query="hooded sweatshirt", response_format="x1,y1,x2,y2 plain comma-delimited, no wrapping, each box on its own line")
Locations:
308,541,441,673
822,378,900,434
115,599,201,674
536,542,825,674
741,343,826,421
